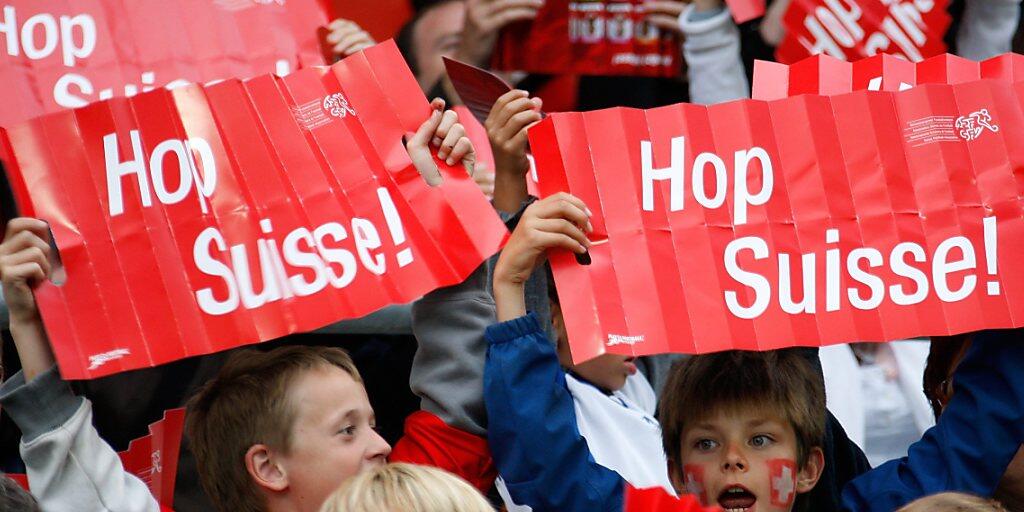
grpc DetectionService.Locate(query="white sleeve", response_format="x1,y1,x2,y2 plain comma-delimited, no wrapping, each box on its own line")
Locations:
681,4,751,105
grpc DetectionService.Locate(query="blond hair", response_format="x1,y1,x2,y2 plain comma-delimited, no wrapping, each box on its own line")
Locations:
321,463,494,512
898,493,1008,512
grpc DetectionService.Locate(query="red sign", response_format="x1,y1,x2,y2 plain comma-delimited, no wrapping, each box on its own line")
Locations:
0,41,507,379
0,0,328,127
8,408,185,510
491,0,681,77
529,79,1024,363
625,485,718,511
726,0,767,24
753,52,1024,100
776,0,951,64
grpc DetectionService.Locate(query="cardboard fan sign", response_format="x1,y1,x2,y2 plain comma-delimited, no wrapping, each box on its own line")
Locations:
753,52,1024,99
529,79,1024,363
0,0,328,127
776,0,951,64
0,41,507,379
491,0,681,77
8,408,186,511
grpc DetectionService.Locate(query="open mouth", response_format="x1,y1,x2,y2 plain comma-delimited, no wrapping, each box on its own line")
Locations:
717,485,757,512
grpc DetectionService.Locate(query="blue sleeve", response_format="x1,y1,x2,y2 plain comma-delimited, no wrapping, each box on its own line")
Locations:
842,329,1024,511
484,313,624,512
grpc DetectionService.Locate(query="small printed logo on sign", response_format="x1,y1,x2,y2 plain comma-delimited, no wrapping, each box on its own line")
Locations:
323,93,357,119
87,348,131,370
956,109,999,141
607,333,644,346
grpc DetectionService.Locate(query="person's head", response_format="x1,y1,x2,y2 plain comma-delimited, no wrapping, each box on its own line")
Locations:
545,264,638,392
396,0,465,91
320,463,493,512
897,492,1008,511
0,477,39,512
186,345,391,512
659,349,827,512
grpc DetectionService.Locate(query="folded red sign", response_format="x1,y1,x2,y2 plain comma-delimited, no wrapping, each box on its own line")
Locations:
491,0,681,77
754,52,1024,100
8,408,185,511
529,79,1024,363
0,41,507,379
776,0,951,64
0,0,328,127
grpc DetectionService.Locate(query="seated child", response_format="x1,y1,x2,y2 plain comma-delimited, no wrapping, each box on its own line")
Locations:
486,193,674,511
898,492,1007,512
319,463,493,512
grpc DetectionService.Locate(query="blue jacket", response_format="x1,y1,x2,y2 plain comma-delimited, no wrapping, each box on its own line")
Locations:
842,329,1024,510
484,313,625,512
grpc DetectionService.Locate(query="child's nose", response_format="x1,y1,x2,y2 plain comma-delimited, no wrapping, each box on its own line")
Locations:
721,444,748,472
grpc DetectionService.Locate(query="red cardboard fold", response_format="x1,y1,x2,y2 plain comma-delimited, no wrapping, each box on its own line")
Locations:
530,79,1024,362
0,41,507,379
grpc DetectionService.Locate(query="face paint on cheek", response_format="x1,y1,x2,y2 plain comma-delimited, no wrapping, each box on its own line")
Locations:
682,464,709,505
768,459,798,508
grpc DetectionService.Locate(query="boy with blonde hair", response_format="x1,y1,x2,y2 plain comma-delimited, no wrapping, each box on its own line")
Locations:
320,463,493,512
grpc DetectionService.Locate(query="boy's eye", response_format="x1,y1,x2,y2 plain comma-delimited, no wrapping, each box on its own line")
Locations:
750,434,773,448
338,425,357,436
694,439,719,451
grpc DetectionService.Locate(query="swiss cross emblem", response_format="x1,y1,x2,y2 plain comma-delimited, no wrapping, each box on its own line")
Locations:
323,93,357,119
956,109,1000,141
772,464,794,503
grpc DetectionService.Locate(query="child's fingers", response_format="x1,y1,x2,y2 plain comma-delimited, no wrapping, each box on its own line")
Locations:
486,90,530,129
433,110,460,148
3,218,50,246
437,123,467,161
333,32,374,55
1,247,52,280
0,229,51,258
535,218,590,250
446,137,475,170
407,109,443,149
491,97,537,133
535,194,593,232
531,230,588,255
2,262,47,286
497,109,543,145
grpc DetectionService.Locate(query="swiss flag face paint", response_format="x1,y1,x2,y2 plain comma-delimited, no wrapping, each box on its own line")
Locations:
682,464,709,505
768,459,798,508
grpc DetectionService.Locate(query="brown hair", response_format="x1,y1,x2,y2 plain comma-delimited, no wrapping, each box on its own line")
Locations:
186,345,362,512
659,349,826,470
898,492,1008,511
321,463,494,512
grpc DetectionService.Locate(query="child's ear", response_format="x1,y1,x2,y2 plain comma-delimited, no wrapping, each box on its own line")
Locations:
796,447,825,494
246,444,288,492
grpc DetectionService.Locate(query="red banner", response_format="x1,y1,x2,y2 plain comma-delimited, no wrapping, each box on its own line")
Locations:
8,408,185,511
0,0,328,127
529,79,1024,363
0,41,507,379
491,0,681,77
625,485,717,511
776,0,951,64
753,52,1024,100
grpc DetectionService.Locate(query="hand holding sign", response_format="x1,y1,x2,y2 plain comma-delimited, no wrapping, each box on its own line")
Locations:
494,193,593,321
0,219,53,325
486,90,544,212
406,99,477,185
458,0,545,66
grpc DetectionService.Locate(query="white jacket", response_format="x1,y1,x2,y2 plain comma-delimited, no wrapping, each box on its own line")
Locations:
0,367,159,512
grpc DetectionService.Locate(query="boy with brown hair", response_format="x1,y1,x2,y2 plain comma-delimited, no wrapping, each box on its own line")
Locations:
659,350,827,512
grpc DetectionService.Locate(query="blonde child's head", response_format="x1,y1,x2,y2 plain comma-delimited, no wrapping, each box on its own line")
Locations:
320,463,494,512
898,492,1008,512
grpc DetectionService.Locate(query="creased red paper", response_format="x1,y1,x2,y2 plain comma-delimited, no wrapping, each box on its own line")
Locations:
776,0,951,64
0,41,507,379
0,0,328,127
754,52,1024,100
530,79,1024,363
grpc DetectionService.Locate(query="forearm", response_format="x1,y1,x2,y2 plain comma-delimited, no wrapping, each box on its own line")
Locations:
492,171,529,215
9,314,56,382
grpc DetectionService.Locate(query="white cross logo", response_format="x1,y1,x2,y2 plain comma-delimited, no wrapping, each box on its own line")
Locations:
772,465,795,504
